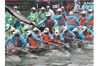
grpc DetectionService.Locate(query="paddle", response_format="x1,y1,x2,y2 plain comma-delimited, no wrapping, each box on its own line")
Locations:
5,5,36,27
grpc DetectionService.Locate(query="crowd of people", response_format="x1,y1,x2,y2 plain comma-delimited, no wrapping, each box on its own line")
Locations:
5,1,94,49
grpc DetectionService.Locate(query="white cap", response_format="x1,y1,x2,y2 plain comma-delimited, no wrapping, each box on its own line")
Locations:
31,7,36,10
62,26,67,32
84,3,86,4
46,5,50,8
24,25,30,30
13,6,18,9
46,12,51,16
56,8,62,12
6,24,10,29
69,11,73,15
87,2,90,4
26,30,32,36
54,29,60,36
61,6,64,9
78,26,83,31
33,27,39,31
10,27,15,32
82,26,87,31
41,7,45,10
81,11,86,14
88,9,92,12
13,29,20,35
92,2,94,4
43,27,49,33
72,28,78,32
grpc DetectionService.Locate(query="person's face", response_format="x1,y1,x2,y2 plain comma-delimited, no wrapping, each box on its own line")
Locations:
47,16,51,19
46,8,49,11
52,5,58,11
11,30,15,34
14,8,18,11
88,11,91,14
41,10,45,12
82,14,85,17
31,9,35,13
24,29,28,32
34,31,40,37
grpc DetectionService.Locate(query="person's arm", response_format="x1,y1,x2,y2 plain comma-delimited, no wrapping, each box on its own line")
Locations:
32,32,42,46
88,29,94,37
64,20,68,26
20,35,27,48
59,34,64,41
85,15,93,24
50,9,55,16
34,12,38,20
79,17,84,25
31,32,41,41
27,12,31,19
52,19,58,28
48,33,53,40
36,18,46,27
5,35,13,46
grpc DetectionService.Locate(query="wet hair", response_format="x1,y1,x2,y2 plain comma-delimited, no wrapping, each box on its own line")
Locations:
34,30,39,34
82,14,85,17
28,34,32,37
15,34,19,37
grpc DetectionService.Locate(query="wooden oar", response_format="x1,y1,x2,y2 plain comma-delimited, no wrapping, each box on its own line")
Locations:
5,5,36,26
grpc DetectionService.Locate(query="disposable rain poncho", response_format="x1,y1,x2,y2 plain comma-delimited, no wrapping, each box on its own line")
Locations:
36,17,58,32
5,12,13,25
5,35,27,48
86,13,93,30
28,12,38,22
52,15,66,27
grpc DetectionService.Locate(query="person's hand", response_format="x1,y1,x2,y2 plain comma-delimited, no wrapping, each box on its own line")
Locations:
26,43,30,48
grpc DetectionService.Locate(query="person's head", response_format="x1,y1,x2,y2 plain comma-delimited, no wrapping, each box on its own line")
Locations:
26,30,32,37
61,6,65,11
80,11,86,17
31,7,36,13
82,26,87,31
10,27,15,34
69,11,74,16
72,28,78,32
54,28,60,36
46,5,50,11
92,2,94,5
33,27,40,34
61,26,68,32
56,8,62,15
46,12,51,19
87,2,90,4
13,29,20,37
88,9,93,14
84,2,86,5
43,27,50,34
41,7,45,12
13,6,18,10
20,22,25,26
24,25,30,32
6,24,11,30
52,5,58,11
